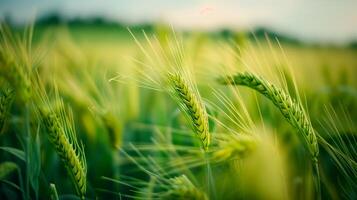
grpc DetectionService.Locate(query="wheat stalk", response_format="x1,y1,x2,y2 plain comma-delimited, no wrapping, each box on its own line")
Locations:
0,87,13,134
38,93,87,199
218,71,320,196
168,72,210,151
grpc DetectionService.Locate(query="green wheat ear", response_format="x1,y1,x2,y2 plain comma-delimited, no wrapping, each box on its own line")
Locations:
218,72,320,195
163,175,208,200
0,24,32,102
168,72,210,151
213,134,257,162
0,87,14,134
37,89,87,199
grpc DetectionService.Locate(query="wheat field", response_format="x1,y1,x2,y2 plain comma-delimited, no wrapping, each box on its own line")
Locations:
0,22,356,200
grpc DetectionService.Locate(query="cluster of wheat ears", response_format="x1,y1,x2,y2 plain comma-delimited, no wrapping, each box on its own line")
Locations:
0,25,88,199
167,70,320,198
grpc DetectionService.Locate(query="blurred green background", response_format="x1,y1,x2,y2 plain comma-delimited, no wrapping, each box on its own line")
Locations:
0,1,356,200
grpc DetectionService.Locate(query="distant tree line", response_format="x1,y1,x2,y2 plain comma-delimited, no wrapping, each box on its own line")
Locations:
1,12,357,49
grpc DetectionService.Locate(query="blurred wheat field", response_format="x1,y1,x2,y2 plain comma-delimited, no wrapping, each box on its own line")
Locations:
0,23,356,200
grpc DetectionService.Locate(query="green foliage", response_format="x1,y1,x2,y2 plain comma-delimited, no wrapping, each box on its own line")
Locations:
0,162,18,180
49,183,59,200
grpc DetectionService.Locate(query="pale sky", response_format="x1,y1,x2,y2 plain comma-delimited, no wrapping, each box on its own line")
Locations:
1,0,357,43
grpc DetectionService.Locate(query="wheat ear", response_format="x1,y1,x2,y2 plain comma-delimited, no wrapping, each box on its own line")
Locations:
0,88,14,133
218,72,319,160
213,134,257,162
0,26,32,101
163,175,208,200
168,73,210,151
218,72,320,196
38,97,87,199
